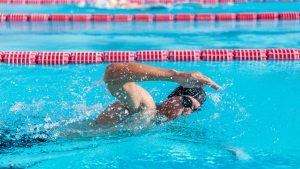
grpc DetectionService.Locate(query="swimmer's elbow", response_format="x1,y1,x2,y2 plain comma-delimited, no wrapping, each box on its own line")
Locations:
104,63,135,83
104,63,120,83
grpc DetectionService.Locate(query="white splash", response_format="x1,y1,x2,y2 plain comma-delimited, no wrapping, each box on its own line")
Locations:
211,113,220,119
210,93,222,105
225,147,252,161
9,102,26,113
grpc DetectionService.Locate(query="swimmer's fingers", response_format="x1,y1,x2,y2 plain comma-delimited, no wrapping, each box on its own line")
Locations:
176,72,221,90
194,73,221,90
205,78,221,90
196,80,221,90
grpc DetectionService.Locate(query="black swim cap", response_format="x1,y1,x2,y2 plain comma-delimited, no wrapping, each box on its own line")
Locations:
167,86,206,105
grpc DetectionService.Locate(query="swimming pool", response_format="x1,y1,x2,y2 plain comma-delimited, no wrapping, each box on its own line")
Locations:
1,2,300,169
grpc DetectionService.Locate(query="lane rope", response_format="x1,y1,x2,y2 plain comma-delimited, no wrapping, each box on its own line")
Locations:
0,12,299,22
0,49,299,64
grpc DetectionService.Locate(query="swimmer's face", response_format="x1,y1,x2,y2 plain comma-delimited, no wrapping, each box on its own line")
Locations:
158,96,201,119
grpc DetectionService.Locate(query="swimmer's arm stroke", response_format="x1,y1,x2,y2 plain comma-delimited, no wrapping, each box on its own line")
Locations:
104,63,221,89
96,63,220,126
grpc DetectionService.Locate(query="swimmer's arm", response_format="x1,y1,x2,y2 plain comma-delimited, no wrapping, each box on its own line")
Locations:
118,2,139,8
104,63,220,89
96,102,130,126
104,63,177,84
102,64,164,119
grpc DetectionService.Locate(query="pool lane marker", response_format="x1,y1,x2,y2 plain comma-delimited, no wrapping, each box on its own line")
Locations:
37,52,70,64
136,51,169,61
70,52,102,64
0,12,299,22
0,0,299,4
0,52,4,62
0,49,299,64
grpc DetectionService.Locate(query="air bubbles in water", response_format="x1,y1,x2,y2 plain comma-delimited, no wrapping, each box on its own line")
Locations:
211,113,220,120
9,102,26,113
209,93,222,105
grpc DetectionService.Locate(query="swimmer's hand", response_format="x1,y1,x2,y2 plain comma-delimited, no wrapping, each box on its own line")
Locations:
174,71,221,90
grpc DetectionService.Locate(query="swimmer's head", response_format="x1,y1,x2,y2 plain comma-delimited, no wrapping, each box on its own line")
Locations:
158,86,206,119
167,86,206,105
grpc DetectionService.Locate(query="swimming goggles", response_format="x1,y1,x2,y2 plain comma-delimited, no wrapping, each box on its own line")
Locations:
181,95,199,111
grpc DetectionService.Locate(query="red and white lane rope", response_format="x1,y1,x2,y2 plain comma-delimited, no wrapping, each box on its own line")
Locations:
0,49,299,64
0,0,298,4
0,12,299,22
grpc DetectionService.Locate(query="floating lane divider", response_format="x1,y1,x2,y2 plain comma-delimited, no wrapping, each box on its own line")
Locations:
0,49,299,64
0,12,299,22
0,0,299,4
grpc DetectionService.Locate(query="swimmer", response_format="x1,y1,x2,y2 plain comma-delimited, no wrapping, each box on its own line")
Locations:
93,0,140,9
96,63,221,127
91,0,171,9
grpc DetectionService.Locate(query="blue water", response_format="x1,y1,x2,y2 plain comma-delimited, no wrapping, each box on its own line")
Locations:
1,2,300,169
1,62,300,168
0,21,299,51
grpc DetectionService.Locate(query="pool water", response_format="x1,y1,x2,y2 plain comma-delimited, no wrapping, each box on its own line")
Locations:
1,2,300,169
0,21,299,51
1,61,300,168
